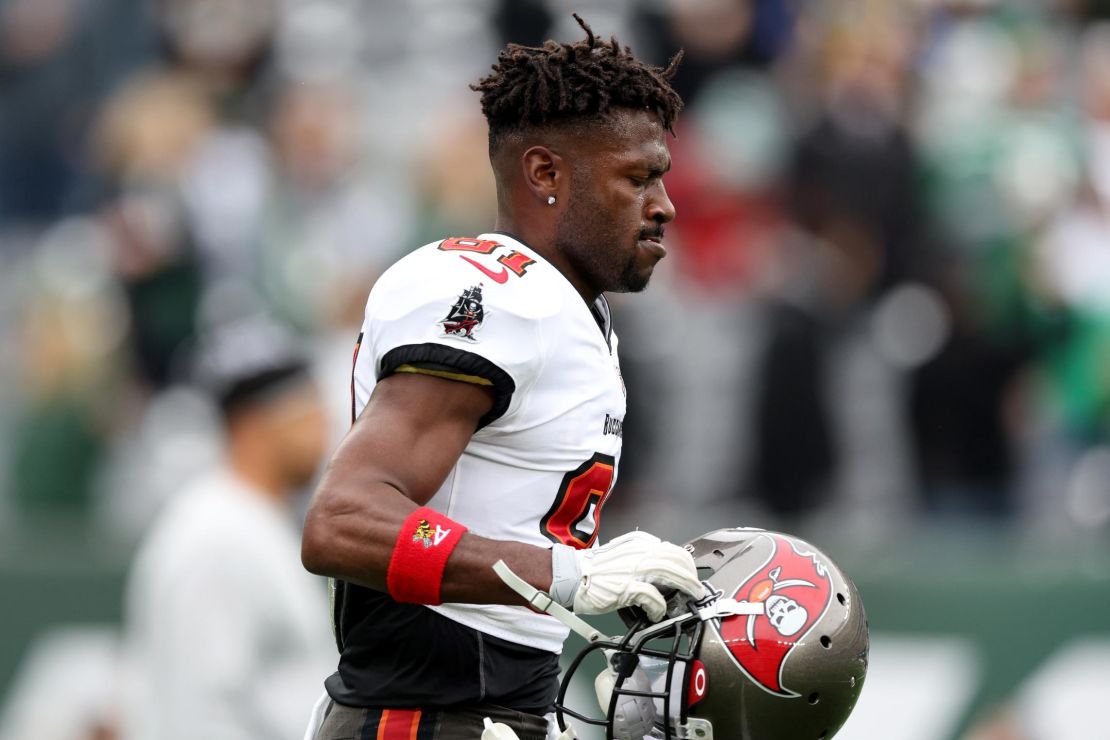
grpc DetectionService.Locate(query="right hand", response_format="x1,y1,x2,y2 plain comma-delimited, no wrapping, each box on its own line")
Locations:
557,531,702,622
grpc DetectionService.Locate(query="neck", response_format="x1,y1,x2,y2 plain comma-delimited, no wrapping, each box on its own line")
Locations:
493,210,600,304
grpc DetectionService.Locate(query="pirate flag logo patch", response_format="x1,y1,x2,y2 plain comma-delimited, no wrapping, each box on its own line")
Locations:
714,533,833,696
439,285,485,342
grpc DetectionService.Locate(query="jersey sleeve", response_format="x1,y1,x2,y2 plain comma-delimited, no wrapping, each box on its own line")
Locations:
358,247,551,427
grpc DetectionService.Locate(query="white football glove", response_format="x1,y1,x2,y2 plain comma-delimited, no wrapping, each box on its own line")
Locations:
550,531,702,622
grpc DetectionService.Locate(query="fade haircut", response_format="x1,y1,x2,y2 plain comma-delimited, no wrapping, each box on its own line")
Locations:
471,14,684,151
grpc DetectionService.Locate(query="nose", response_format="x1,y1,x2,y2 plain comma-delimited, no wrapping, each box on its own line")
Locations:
647,180,676,225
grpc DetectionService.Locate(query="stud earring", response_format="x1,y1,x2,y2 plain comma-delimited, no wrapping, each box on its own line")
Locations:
547,196,556,205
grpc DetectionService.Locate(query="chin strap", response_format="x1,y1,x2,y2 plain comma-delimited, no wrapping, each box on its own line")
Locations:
693,597,765,620
493,560,604,643
494,560,766,642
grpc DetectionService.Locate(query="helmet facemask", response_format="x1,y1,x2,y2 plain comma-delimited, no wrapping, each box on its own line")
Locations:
555,587,719,740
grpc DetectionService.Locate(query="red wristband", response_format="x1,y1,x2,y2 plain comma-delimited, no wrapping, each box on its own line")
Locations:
387,507,468,605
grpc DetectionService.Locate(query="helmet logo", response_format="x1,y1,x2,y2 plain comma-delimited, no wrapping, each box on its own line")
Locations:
765,585,808,636
715,533,832,696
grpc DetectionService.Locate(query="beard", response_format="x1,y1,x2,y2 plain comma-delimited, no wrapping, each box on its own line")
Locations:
554,179,652,295
614,250,649,293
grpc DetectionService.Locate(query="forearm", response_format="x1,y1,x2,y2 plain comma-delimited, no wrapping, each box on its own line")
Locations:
302,470,701,620
442,533,553,605
300,464,411,592
302,475,552,605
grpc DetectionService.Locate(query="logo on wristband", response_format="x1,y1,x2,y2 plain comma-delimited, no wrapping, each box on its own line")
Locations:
413,519,453,549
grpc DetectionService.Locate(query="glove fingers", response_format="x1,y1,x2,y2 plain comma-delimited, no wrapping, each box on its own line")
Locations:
622,581,667,622
636,546,701,596
573,532,699,618
646,572,702,600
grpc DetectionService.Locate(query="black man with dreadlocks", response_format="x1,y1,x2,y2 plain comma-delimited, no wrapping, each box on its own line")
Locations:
300,16,700,740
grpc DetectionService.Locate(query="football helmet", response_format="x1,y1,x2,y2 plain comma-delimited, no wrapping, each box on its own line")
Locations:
509,528,869,740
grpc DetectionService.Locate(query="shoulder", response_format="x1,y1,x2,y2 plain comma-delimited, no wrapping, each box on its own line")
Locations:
368,236,567,322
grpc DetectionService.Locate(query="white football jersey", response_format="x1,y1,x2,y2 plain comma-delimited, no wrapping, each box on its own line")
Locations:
352,232,626,652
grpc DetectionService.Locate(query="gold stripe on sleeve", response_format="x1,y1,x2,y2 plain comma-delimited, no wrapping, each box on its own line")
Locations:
394,363,494,387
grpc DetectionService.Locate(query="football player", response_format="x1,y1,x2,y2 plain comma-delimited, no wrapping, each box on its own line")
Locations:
300,15,699,740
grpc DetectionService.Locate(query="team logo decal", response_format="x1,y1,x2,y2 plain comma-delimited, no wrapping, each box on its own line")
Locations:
715,533,832,696
412,519,452,549
439,284,485,341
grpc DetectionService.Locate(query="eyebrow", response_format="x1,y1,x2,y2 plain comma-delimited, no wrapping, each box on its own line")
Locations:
618,144,671,177
634,157,670,178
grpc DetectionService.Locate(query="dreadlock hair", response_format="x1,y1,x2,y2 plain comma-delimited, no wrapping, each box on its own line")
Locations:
471,14,684,151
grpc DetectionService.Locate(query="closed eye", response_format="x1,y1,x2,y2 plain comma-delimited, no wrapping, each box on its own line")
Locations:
630,172,666,188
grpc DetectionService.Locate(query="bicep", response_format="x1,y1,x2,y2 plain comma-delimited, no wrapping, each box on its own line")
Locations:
346,371,494,503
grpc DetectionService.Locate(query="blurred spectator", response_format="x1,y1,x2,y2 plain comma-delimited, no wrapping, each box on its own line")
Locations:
665,69,789,295
911,6,1077,517
0,0,155,227
613,67,791,507
491,0,553,47
748,1,924,517
90,67,213,388
1032,22,1110,445
152,0,280,110
408,101,498,247
254,78,410,332
0,0,85,223
85,0,284,387
635,0,797,104
6,218,128,514
120,318,334,740
786,2,923,294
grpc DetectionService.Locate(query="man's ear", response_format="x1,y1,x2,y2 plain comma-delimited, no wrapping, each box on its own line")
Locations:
521,145,565,204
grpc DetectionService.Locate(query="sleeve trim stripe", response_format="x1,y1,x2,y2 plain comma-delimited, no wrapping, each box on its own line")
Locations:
379,343,516,429
394,364,494,387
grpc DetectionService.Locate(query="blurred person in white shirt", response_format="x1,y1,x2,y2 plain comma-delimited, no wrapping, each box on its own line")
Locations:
121,318,335,740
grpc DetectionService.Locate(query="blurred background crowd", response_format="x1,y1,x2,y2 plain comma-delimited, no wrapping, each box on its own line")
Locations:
3,0,1110,738
10,0,1110,537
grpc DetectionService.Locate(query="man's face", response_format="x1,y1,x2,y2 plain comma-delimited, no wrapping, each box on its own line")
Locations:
553,108,676,295
259,381,328,489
